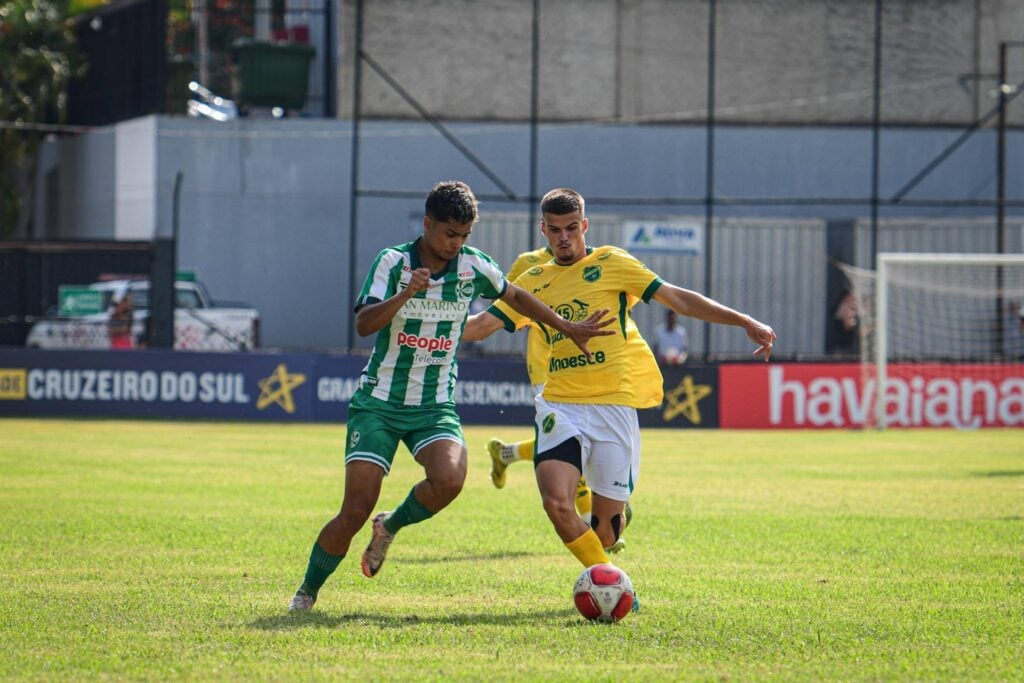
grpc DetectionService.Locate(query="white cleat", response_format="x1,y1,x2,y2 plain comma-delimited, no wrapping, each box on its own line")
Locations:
288,592,316,612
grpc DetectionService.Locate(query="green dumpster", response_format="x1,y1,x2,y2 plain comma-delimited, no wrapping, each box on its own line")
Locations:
230,39,315,111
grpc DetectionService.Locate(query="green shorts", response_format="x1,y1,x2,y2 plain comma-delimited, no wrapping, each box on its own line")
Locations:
344,391,464,474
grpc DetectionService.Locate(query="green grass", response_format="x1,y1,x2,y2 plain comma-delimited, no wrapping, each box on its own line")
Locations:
1,419,1022,681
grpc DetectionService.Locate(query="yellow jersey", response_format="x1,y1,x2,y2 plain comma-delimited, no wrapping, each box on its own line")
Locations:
492,245,665,408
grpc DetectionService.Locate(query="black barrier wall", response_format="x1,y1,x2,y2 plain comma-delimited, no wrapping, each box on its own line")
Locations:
0,349,719,428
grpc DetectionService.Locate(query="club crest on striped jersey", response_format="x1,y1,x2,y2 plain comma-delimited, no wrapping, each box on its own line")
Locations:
457,279,475,300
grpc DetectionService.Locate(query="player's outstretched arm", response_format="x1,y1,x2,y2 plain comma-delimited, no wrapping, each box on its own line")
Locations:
463,311,505,342
652,283,776,361
499,284,614,360
355,267,430,337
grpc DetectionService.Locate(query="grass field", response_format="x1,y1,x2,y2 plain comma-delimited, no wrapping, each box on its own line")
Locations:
1,419,1022,681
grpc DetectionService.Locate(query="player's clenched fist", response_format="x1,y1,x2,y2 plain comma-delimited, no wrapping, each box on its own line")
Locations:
405,267,431,295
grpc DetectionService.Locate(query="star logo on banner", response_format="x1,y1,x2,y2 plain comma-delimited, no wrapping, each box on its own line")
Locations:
256,363,307,413
663,375,713,425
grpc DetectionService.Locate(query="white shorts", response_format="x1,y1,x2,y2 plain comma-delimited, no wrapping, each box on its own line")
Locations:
533,395,641,502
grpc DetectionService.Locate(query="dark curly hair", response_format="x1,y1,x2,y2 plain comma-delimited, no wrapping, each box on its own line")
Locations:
425,181,479,224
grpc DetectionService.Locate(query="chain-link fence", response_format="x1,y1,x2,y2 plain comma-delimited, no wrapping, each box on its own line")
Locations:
342,0,1024,358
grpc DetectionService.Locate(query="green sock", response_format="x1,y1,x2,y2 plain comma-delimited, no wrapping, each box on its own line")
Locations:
298,542,344,597
383,487,434,535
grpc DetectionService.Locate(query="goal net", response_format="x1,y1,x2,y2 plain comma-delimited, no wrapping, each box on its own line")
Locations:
838,253,1024,429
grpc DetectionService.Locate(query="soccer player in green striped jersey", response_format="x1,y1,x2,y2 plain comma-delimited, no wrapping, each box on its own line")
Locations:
289,181,613,612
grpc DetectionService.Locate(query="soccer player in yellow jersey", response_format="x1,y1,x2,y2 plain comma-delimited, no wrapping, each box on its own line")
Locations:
487,245,636,553
464,188,775,576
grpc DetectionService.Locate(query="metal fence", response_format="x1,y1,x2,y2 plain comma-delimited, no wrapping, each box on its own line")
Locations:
344,0,1024,356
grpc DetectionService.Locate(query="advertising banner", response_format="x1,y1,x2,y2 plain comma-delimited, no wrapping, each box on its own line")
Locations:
0,349,535,425
0,349,325,420
720,363,1024,429
621,220,703,255
638,363,719,429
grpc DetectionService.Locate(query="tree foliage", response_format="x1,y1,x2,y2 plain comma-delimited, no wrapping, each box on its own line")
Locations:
0,0,85,236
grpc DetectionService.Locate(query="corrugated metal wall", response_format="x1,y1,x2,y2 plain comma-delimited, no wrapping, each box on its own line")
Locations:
853,219,1024,266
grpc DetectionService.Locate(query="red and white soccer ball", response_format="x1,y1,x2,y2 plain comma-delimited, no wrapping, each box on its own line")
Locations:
573,563,635,623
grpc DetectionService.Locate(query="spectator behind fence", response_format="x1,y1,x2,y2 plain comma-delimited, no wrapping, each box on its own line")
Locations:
830,290,859,356
653,309,688,365
108,292,135,350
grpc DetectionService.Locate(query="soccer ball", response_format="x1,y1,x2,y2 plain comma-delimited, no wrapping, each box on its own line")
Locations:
573,563,635,623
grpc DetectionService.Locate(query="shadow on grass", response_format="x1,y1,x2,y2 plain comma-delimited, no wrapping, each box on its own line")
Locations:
971,470,1024,478
250,608,577,631
396,550,535,565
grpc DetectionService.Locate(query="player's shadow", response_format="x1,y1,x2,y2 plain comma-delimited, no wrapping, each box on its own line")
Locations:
396,549,535,565
971,470,1024,477
249,608,578,631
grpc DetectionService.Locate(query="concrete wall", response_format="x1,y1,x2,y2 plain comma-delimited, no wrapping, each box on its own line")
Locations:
337,0,1024,125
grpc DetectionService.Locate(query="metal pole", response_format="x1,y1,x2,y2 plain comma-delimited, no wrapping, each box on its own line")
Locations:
346,0,364,351
173,170,183,244
701,0,716,359
995,41,1007,354
997,41,1007,256
869,0,882,270
874,254,888,430
195,0,209,87
323,0,336,118
528,0,540,251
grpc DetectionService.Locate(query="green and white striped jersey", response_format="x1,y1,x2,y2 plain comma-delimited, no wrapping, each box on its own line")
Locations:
355,238,507,407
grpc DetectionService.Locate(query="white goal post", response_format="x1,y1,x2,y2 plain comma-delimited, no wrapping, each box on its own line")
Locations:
842,253,1024,430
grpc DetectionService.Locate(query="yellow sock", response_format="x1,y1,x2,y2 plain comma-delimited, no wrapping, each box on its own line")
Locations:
574,480,592,520
515,439,535,461
564,528,610,568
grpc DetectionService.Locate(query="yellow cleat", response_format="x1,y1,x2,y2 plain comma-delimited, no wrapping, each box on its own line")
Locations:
487,438,509,489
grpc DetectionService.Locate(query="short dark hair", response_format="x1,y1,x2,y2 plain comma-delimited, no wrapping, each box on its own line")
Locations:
541,188,585,216
425,181,478,224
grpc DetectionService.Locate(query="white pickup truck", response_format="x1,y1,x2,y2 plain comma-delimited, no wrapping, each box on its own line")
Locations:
25,279,260,351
